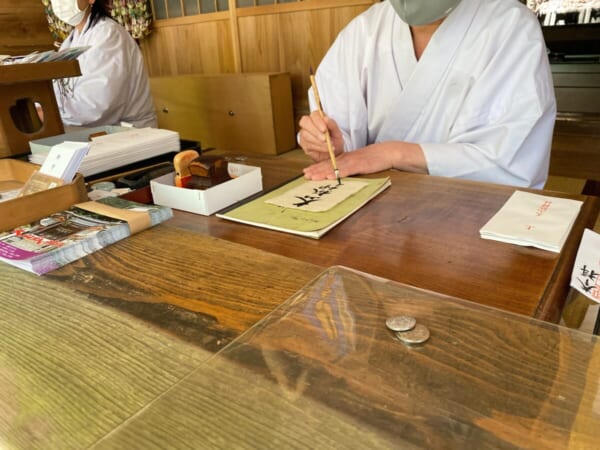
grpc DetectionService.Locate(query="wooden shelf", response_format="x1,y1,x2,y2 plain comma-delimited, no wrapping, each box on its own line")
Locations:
0,60,81,158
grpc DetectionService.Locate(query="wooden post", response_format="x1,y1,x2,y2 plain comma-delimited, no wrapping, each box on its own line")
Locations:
228,0,242,73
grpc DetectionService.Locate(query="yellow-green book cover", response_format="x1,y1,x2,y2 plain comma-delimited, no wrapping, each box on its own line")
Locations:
216,176,391,239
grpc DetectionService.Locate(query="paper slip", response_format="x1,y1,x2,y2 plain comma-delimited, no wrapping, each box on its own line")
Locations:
39,141,89,183
266,180,368,212
570,229,600,303
479,190,583,253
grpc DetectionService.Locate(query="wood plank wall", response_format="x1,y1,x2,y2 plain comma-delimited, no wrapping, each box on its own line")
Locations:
0,0,53,56
139,0,378,120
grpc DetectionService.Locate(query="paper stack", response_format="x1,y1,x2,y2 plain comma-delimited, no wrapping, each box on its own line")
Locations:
0,46,90,65
29,125,129,155
17,142,89,197
479,190,583,253
39,141,89,183
30,128,180,177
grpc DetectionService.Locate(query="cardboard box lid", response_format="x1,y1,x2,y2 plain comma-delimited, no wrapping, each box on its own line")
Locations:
0,159,88,232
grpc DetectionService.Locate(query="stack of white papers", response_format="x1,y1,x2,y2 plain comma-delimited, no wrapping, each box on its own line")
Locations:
30,128,180,177
39,141,89,182
479,190,583,253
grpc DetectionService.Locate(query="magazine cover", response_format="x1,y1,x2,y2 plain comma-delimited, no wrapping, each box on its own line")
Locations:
0,197,172,275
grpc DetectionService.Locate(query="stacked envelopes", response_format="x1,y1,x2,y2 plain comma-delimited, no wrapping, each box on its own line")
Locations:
30,128,180,177
479,190,583,253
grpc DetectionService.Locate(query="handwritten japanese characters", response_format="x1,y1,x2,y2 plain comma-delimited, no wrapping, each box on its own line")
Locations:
266,180,368,212
570,229,600,303
576,265,598,296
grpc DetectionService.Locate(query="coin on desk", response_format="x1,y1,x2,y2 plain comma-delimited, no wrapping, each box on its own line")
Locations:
396,324,430,345
385,315,417,332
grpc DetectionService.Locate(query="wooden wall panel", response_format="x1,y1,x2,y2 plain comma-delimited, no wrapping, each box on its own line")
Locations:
224,4,373,119
238,15,281,73
0,0,53,55
274,6,370,116
140,18,236,76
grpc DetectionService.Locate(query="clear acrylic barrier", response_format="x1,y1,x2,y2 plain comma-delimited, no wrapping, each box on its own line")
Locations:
97,266,600,448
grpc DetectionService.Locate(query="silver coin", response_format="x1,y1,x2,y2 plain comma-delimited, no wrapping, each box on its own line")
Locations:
385,315,417,332
396,324,430,345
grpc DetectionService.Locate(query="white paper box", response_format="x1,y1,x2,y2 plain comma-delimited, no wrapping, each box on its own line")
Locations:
150,163,263,216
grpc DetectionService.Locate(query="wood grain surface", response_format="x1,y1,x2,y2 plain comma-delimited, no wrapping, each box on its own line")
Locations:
550,114,600,181
0,0,53,56
0,227,322,448
0,264,210,449
91,267,600,449
43,226,322,348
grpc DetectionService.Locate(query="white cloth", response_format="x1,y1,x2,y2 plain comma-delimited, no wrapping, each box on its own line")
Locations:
53,16,157,128
311,0,556,188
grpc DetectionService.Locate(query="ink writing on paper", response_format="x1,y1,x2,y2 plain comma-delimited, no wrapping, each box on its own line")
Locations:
577,264,599,298
293,183,341,207
267,180,368,213
570,229,600,303
526,200,553,230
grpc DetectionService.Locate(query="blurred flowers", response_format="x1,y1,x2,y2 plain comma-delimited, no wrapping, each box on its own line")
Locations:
41,0,73,47
110,0,152,39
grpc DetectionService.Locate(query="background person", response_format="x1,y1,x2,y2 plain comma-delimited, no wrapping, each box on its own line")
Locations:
50,0,157,128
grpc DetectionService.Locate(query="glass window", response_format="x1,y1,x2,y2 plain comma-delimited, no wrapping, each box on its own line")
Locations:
184,0,199,15
200,0,217,13
166,0,182,18
153,0,168,19
151,0,305,18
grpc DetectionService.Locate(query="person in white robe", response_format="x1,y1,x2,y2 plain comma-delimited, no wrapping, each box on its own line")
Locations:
50,0,157,128
298,0,556,188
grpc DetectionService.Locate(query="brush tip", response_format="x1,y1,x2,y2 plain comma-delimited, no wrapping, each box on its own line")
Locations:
309,65,314,75
335,170,342,185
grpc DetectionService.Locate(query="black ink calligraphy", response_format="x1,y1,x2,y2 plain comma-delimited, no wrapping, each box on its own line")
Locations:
577,264,599,297
292,183,341,208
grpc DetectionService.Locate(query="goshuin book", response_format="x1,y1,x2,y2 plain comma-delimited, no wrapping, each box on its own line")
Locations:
0,197,173,275
217,176,391,239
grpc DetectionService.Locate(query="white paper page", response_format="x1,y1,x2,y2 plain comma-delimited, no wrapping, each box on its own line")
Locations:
571,228,600,303
265,180,367,212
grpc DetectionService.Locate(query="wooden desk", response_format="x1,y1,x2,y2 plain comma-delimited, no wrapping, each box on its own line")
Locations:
87,267,600,448
167,152,600,323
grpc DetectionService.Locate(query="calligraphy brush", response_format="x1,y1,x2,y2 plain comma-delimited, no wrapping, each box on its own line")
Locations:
309,66,341,185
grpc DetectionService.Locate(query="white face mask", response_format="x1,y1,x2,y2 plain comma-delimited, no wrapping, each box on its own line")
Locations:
389,0,462,26
51,0,88,27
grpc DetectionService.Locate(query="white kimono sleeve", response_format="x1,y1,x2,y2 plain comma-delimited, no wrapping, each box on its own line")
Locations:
420,35,556,189
56,26,133,127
